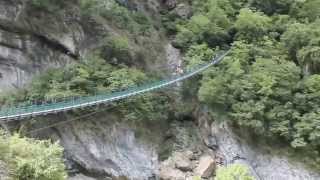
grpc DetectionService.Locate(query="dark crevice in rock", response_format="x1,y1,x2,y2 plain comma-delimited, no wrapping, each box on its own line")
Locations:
0,19,26,34
0,19,79,59
0,56,15,66
0,42,23,51
35,34,79,59
68,158,113,180
50,126,115,179
62,122,123,177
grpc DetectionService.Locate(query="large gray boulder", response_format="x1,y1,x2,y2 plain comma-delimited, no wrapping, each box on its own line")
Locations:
195,154,215,178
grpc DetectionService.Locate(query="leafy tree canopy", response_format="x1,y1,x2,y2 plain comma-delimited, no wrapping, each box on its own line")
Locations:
215,164,255,180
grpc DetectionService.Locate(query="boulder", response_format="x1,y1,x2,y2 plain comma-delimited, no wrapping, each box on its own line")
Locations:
195,155,215,178
204,135,218,150
174,4,192,19
163,0,177,10
68,174,96,180
174,151,193,171
160,166,185,180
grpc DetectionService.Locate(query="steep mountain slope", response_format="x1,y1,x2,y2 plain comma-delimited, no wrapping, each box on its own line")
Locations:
0,0,320,180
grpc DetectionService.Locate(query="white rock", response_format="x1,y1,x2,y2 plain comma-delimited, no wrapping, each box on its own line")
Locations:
195,155,215,178
174,151,193,171
160,166,186,180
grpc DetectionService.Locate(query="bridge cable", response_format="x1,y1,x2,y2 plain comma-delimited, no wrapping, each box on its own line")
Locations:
24,106,113,135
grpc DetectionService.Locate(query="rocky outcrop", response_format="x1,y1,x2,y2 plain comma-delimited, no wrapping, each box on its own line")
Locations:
160,164,185,180
174,151,193,171
162,0,177,10
0,160,9,180
166,43,182,73
195,155,215,178
69,174,96,180
0,0,85,92
35,112,161,180
160,151,193,179
211,121,320,180
25,111,217,180
158,121,217,180
2,1,320,180
174,3,192,19
21,103,320,180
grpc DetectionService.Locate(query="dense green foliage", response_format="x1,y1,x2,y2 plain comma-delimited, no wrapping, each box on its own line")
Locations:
173,0,237,50
160,0,320,168
0,131,66,180
79,0,152,35
2,53,171,122
0,2,172,179
215,164,255,180
28,54,147,100
18,0,320,173
31,0,67,12
0,0,170,123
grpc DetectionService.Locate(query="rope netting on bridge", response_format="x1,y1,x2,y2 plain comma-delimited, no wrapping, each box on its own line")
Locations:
0,50,230,121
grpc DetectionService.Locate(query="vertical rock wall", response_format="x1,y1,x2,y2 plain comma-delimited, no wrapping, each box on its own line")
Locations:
0,0,84,92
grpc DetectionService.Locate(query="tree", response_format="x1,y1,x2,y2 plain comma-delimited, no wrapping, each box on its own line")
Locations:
215,164,255,180
292,75,320,148
297,0,320,22
174,0,235,50
101,36,132,65
281,23,313,62
232,57,300,133
198,41,251,107
294,110,320,148
0,132,66,180
297,46,320,75
234,8,272,42
31,0,66,12
184,44,215,69
199,39,302,136
249,0,294,15
174,15,211,49
281,22,320,74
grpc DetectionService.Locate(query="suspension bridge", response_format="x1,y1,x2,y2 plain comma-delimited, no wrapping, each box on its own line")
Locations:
0,50,230,121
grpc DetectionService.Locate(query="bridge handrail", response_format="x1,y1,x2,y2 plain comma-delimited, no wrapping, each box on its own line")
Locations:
0,50,230,120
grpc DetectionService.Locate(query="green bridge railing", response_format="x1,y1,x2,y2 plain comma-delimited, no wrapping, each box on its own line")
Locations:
0,50,230,121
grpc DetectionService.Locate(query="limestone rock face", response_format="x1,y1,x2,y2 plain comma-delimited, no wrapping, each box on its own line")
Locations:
3,1,320,180
68,174,96,180
50,115,159,180
174,151,193,171
211,121,320,180
163,0,178,10
160,164,185,180
174,3,192,19
0,0,85,92
0,160,9,180
195,155,215,178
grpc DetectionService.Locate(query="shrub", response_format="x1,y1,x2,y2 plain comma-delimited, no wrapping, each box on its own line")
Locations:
101,36,131,64
31,0,66,12
0,131,66,180
215,164,255,180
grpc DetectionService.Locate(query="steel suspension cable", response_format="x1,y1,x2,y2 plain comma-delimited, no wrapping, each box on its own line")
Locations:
0,49,231,121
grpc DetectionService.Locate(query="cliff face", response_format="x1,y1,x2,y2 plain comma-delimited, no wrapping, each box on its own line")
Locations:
38,113,161,179
0,0,168,92
1,1,320,180
0,0,84,92
209,119,320,180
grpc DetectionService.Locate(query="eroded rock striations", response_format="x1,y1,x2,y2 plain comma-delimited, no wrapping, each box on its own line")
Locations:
1,1,320,180
0,0,86,92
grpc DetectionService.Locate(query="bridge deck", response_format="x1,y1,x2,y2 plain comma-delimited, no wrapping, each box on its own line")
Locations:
0,50,230,121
